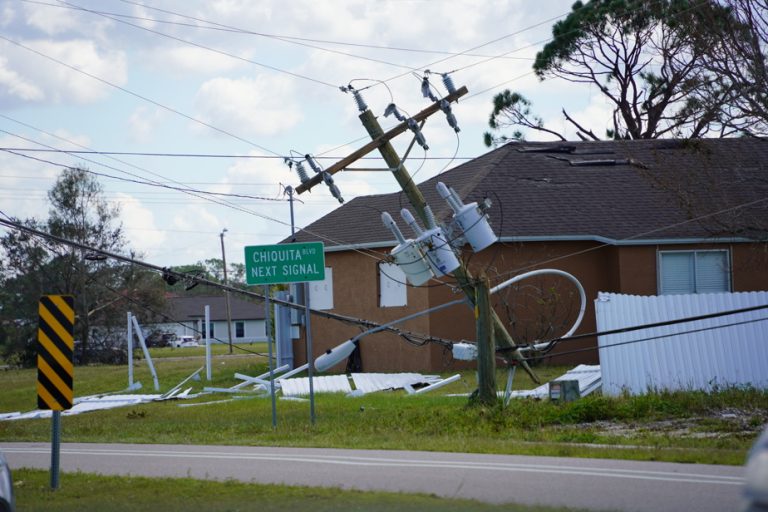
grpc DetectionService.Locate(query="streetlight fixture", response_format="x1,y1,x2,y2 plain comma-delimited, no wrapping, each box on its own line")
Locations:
220,228,234,354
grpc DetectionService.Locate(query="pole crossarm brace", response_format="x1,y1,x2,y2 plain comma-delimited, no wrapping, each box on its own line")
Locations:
295,86,468,195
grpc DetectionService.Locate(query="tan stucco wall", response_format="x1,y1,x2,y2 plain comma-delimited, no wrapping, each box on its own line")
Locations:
294,241,768,372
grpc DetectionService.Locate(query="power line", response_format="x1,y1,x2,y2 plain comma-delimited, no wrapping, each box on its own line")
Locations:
0,147,476,161
534,302,768,350
526,315,768,362
53,0,342,89
0,33,283,157
0,127,400,273
54,0,421,72
489,194,768,288
0,132,288,204
0,214,457,347
375,12,568,87
110,0,535,61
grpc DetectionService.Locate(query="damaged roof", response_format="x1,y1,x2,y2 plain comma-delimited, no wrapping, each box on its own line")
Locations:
288,138,768,247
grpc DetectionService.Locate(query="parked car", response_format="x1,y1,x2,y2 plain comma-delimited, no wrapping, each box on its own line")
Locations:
743,425,768,512
172,335,199,348
0,451,14,512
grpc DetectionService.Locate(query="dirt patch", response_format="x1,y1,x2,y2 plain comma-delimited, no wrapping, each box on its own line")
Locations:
577,408,768,439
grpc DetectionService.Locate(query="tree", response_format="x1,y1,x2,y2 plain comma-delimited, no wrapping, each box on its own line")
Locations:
695,0,768,135
0,167,166,365
485,0,757,144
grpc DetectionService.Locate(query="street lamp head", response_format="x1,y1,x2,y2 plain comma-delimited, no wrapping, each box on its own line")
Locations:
221,228,228,236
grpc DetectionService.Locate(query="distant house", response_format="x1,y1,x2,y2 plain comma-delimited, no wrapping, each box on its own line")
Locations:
286,138,768,373
143,295,266,345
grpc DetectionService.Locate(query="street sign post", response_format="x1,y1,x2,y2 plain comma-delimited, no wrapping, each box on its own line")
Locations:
244,242,325,285
244,241,325,426
37,294,75,490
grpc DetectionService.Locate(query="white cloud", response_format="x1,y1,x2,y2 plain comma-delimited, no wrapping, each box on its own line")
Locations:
32,39,127,103
0,39,127,105
0,3,17,28
24,3,83,35
194,75,302,136
0,55,44,101
128,106,166,143
115,193,166,254
148,46,251,75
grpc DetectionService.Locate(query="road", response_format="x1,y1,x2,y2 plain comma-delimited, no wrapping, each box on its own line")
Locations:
1,442,745,512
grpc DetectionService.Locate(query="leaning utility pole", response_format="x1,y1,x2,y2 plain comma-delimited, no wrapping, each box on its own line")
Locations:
354,89,537,382
295,84,537,382
473,273,496,405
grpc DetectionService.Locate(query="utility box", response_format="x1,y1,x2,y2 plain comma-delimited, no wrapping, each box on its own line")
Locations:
549,380,580,402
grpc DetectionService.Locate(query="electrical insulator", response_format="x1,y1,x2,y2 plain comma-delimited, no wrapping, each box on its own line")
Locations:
441,73,457,94
305,154,322,174
384,103,406,122
439,99,460,133
294,161,310,184
385,104,429,151
340,85,368,112
324,173,344,203
406,119,429,150
352,89,367,112
421,76,438,102
424,205,437,229
436,181,496,252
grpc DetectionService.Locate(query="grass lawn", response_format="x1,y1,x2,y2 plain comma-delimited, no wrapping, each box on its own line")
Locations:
1,356,766,466
12,469,584,512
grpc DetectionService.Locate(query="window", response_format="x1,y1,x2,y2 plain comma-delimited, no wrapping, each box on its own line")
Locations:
309,267,333,310
197,320,215,338
379,262,407,307
658,250,731,295
235,321,244,338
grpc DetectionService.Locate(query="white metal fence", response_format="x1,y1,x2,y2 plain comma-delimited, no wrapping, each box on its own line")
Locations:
595,291,768,396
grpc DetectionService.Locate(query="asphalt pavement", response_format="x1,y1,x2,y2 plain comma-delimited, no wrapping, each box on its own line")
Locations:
1,442,745,512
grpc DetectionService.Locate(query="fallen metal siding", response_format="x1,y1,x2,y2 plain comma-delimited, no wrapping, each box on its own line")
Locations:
279,375,352,397
596,291,768,396
351,373,441,394
507,365,601,399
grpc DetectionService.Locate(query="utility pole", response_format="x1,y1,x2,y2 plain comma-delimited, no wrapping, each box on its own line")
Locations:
353,89,537,383
292,83,537,383
473,273,496,405
220,228,234,354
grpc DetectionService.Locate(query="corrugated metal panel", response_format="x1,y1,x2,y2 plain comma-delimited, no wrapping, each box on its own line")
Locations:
351,373,441,394
507,365,602,399
596,291,768,396
280,375,352,397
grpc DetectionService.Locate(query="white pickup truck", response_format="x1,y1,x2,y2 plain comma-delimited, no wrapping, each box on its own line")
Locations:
171,335,199,348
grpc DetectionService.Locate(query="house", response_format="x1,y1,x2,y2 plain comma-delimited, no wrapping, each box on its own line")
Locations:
286,138,768,373
144,295,267,345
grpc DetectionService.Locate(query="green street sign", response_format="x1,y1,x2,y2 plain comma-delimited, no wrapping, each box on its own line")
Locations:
244,242,325,285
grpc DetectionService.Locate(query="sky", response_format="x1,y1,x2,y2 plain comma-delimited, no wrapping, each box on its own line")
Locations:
0,0,614,269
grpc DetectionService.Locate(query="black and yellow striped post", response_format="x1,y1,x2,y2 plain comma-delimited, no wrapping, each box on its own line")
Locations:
37,294,75,490
37,295,75,410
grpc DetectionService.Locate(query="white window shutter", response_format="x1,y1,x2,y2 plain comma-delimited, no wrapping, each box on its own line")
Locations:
309,267,334,310
379,262,407,307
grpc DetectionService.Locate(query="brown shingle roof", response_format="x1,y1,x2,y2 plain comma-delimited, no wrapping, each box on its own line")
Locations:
164,295,264,322
287,138,768,247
